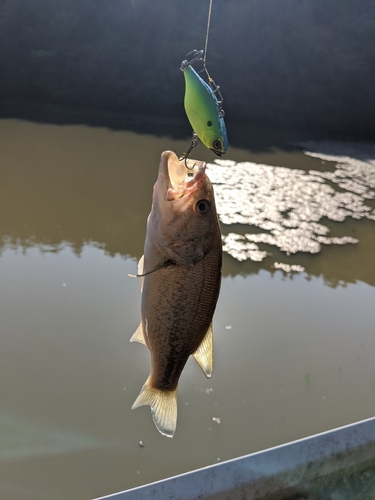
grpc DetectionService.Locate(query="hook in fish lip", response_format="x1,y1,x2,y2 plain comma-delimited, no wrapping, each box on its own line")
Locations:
184,158,199,171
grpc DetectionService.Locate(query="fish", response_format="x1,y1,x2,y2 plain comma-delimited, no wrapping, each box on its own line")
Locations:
131,150,222,438
181,64,228,157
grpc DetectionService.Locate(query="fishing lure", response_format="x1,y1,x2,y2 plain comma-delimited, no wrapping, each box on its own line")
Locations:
181,50,228,158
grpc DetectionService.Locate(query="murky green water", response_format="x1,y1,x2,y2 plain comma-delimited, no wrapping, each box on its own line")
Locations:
0,119,374,499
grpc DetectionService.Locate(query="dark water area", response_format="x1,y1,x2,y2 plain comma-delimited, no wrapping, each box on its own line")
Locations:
1,0,375,139
0,117,375,499
0,97,325,151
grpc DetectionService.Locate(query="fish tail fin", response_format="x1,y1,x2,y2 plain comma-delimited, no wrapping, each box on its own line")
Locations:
131,379,178,438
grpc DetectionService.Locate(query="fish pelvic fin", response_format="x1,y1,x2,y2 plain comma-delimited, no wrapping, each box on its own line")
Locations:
130,323,146,345
193,323,213,378
131,379,178,438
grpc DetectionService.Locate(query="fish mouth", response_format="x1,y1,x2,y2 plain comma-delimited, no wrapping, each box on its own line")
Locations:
159,151,206,201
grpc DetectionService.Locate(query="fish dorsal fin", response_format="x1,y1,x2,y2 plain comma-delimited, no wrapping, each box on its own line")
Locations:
193,323,213,378
130,323,146,345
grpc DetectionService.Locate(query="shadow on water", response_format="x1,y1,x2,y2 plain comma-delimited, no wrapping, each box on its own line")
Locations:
1,98,322,153
1,117,375,287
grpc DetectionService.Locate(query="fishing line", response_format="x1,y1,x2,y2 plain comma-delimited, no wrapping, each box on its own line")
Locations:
180,0,228,162
202,0,223,111
203,0,213,65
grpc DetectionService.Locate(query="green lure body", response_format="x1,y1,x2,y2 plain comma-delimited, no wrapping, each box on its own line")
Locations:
182,65,228,156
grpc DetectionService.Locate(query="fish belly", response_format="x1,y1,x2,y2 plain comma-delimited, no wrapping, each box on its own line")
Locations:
142,245,221,392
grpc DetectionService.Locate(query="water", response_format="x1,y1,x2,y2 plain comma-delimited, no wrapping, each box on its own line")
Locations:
0,119,374,499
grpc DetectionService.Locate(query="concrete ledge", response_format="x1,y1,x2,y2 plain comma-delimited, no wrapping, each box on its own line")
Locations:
94,417,375,500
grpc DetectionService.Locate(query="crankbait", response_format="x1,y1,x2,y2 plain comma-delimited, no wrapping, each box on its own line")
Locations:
181,50,228,158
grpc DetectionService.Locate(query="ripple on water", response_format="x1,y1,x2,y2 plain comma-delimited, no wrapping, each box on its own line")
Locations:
208,142,375,262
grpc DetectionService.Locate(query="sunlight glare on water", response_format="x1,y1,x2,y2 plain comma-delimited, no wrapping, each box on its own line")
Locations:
208,142,375,263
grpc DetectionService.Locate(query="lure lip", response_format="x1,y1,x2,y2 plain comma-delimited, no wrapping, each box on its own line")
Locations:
210,130,228,156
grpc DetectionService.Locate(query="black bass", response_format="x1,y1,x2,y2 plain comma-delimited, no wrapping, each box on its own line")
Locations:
131,150,222,438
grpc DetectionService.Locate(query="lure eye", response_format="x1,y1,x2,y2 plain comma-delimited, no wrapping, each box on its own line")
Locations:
207,121,213,127
195,199,211,215
213,139,222,150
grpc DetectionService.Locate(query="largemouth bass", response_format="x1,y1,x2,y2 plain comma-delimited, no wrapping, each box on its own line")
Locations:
131,150,222,438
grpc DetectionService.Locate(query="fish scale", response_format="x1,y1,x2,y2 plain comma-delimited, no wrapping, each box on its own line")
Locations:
144,250,221,392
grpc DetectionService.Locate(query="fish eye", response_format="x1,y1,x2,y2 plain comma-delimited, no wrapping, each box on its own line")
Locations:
213,139,222,150
195,199,211,215
207,120,213,127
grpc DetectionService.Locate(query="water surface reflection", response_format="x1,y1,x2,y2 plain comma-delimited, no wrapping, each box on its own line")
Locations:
1,119,375,286
1,119,375,499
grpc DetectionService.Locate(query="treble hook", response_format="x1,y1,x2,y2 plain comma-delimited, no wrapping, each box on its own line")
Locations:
180,50,204,71
179,132,199,168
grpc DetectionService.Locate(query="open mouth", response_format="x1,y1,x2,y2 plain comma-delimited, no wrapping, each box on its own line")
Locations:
164,152,206,201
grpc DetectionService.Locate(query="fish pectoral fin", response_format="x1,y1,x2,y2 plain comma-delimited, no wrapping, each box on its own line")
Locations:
138,255,145,292
192,323,213,378
132,379,178,438
137,255,144,276
130,323,146,345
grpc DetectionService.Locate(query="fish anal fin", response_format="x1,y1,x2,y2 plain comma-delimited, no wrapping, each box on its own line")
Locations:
132,379,178,438
193,323,213,378
130,323,146,345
